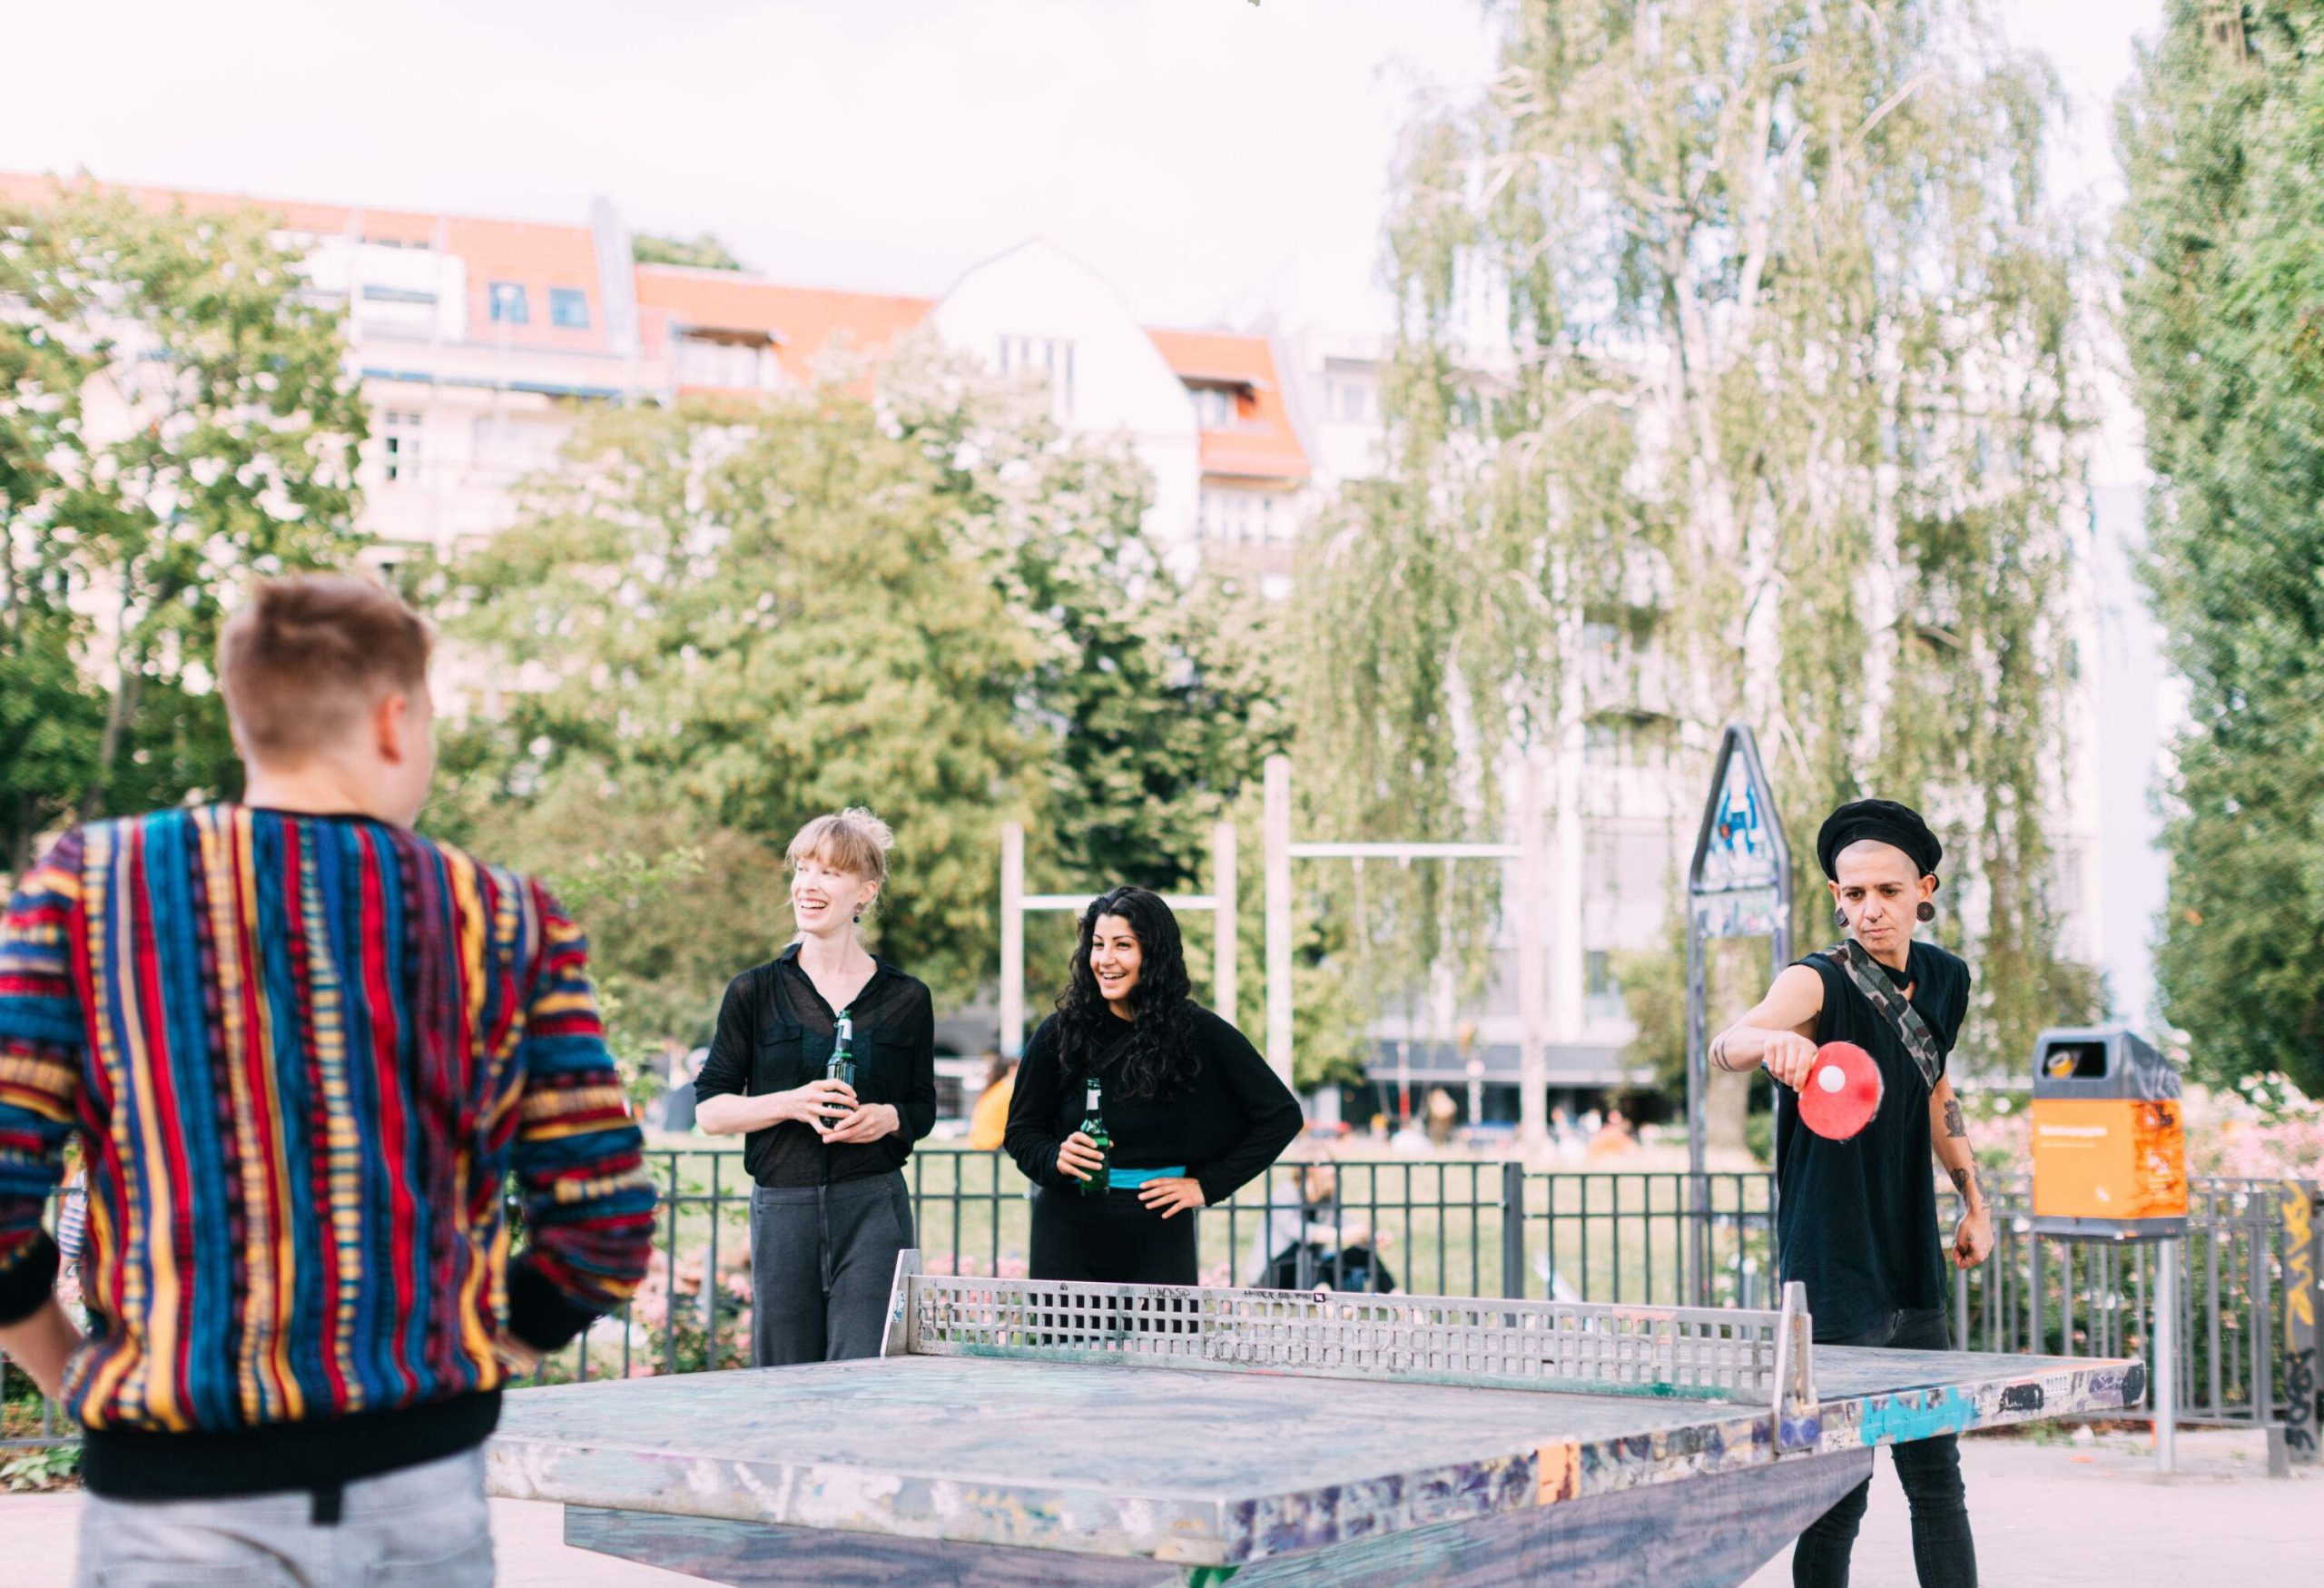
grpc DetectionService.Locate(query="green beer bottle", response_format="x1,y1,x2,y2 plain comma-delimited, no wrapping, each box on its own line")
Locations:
1077,1076,1112,1198
826,1007,856,1090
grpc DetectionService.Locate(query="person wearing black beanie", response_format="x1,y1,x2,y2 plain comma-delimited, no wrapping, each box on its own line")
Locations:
1705,796,1992,1588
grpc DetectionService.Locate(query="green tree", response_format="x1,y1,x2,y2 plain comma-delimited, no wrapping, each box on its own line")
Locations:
631,232,747,271
0,197,101,873
2117,1,2324,1098
0,182,366,871
435,355,1288,1040
435,395,1034,1011
1301,0,2101,1139
882,350,1289,898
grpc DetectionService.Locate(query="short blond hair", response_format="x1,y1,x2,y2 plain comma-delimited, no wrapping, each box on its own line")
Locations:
219,573,432,760
785,807,895,888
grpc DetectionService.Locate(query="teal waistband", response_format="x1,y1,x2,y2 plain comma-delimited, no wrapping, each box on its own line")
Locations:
1107,1165,1187,1189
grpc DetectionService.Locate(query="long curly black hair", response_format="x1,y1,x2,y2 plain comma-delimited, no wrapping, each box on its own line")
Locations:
1053,885,1204,1100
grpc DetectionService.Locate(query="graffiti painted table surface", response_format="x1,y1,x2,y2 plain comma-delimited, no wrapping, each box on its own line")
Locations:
487,1257,2142,1588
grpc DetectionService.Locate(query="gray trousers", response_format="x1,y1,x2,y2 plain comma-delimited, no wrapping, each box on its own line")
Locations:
75,1445,492,1587
749,1170,915,1366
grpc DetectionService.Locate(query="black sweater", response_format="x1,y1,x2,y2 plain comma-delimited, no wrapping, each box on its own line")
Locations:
1004,1006,1303,1206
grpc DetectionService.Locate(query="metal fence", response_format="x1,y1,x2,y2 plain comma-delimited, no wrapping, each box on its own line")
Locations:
5,1153,2318,1454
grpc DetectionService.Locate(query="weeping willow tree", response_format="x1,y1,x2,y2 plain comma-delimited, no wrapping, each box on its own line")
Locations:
1298,0,2103,1139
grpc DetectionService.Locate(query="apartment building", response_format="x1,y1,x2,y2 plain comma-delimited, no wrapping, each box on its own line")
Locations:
0,175,1315,579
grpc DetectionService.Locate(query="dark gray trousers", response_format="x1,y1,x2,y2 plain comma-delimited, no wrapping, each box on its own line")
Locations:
748,1171,915,1366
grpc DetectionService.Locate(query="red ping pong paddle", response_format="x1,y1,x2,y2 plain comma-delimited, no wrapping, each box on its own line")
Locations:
1797,1041,1883,1140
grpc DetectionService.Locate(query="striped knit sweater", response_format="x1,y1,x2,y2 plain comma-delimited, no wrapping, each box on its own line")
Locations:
0,807,655,1496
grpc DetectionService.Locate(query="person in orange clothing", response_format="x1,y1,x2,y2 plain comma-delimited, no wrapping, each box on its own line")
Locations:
968,1052,1015,1150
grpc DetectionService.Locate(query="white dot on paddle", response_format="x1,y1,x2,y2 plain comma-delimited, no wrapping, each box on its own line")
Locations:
1817,1066,1846,1093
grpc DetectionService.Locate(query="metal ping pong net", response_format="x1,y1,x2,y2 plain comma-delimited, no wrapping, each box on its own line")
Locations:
880,1251,1822,1453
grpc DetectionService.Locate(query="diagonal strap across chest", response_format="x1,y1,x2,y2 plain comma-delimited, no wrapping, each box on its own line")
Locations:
1829,939,1943,1091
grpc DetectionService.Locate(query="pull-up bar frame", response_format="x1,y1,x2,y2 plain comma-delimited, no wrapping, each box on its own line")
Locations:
1263,754,1550,1148
997,824,1237,1060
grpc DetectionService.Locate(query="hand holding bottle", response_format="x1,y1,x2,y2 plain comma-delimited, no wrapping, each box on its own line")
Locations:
782,1078,857,1128
1054,1131,1107,1182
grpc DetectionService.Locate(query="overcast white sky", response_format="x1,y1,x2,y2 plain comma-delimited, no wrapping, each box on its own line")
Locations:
5,0,2162,339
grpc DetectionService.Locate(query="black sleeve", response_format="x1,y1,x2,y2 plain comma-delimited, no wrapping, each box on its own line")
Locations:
1003,1019,1073,1190
1937,953,1973,1073
0,1231,59,1327
694,972,757,1102
1187,1011,1304,1207
887,981,939,1157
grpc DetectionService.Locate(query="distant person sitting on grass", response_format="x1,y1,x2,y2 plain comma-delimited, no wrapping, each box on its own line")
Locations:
0,573,656,1588
1249,1159,1397,1294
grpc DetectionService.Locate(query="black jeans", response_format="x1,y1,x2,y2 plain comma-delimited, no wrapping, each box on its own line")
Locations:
1793,1307,1977,1588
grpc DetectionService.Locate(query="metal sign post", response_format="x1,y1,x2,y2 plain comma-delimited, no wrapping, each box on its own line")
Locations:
1256,754,1540,1133
1683,725,1793,1307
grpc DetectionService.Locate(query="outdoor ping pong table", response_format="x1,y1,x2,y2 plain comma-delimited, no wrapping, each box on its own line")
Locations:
487,1252,2145,1587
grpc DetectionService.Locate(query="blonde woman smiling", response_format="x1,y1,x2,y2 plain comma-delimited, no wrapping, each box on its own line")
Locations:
696,809,937,1364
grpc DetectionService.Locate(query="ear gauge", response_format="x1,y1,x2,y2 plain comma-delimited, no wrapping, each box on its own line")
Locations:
1916,901,1936,922
1834,908,1848,929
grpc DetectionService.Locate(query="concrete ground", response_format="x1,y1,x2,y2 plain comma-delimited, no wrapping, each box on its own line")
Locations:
1746,1425,2316,1585
2,1427,2310,1584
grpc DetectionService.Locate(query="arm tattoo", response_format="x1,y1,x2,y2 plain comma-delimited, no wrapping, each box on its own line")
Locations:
1949,1164,1976,1198
1943,1097,1967,1139
1709,1033,1729,1072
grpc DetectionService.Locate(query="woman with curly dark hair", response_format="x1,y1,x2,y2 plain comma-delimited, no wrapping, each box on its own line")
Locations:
1005,886,1302,1286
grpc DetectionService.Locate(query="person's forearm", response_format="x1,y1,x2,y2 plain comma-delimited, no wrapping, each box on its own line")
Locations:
1931,1092,1985,1212
1708,1024,1776,1073
0,1294,84,1402
697,1093,788,1136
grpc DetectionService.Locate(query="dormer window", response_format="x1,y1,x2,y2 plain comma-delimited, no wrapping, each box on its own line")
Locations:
1184,379,1256,429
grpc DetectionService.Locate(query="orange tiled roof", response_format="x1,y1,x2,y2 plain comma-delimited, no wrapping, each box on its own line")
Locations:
1146,327,1311,484
635,265,934,388
0,171,615,354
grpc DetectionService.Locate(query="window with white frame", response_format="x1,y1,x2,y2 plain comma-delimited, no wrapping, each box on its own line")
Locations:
1200,488,1294,546
1585,951,1626,1022
1323,360,1377,425
487,282,529,325
381,409,423,484
1188,384,1238,429
996,335,1076,421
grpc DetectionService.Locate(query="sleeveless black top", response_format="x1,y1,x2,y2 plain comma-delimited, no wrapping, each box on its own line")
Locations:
1773,938,1971,1339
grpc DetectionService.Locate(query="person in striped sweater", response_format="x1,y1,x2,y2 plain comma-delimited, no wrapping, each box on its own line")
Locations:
0,574,655,1585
